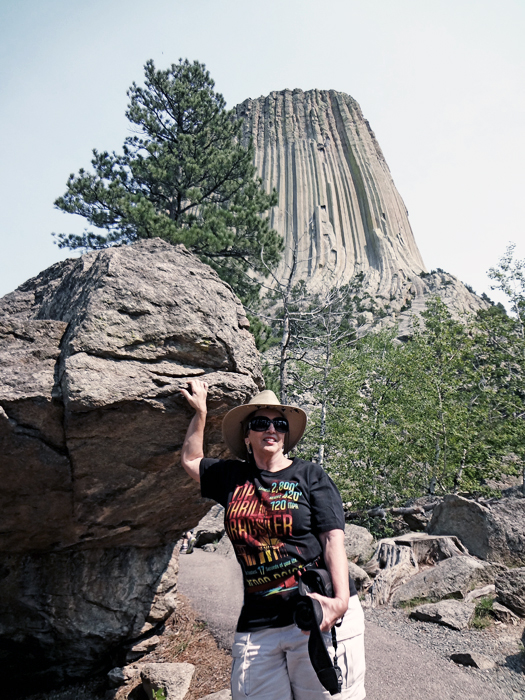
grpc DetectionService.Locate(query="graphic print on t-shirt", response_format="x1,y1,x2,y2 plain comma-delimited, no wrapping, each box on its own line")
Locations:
226,477,303,595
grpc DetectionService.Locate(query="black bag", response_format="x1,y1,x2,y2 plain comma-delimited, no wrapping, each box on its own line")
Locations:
294,568,343,696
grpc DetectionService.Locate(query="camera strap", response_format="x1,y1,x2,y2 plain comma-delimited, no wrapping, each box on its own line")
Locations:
307,615,343,695
297,570,343,696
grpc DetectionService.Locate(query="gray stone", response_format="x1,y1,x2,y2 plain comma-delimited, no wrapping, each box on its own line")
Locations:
428,494,525,566
198,691,232,700
0,240,263,687
126,634,161,661
141,662,195,700
391,555,500,606
108,663,145,688
130,635,160,653
344,524,375,565
450,652,496,670
0,545,178,685
214,533,235,559
491,601,520,624
201,543,217,553
495,567,525,617
194,504,226,547
410,600,476,630
464,584,495,603
348,561,371,592
402,512,428,531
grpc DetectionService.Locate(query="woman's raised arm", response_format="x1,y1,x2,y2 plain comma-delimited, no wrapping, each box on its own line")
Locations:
179,379,208,482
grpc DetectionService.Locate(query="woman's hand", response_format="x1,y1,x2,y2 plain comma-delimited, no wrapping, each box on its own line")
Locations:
180,379,209,482
307,592,348,632
180,379,208,414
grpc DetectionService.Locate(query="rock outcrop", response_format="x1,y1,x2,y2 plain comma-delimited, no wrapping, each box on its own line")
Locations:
428,494,525,566
495,568,525,617
0,239,262,689
236,89,487,334
344,523,375,565
410,600,476,631
391,555,500,607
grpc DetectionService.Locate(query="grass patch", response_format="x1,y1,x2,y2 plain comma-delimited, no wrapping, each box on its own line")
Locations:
398,597,429,610
470,596,494,629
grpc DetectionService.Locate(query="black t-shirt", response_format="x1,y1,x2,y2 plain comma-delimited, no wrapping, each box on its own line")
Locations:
200,456,349,631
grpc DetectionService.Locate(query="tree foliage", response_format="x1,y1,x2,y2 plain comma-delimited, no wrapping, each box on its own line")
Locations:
53,59,282,300
294,290,525,509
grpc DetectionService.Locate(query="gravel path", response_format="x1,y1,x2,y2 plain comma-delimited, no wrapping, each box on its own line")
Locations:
178,549,525,699
366,606,525,700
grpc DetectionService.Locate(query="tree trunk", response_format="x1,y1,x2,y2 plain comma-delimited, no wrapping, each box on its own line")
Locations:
363,540,418,607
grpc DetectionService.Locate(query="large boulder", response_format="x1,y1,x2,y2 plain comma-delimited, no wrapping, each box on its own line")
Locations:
495,567,525,617
410,600,476,630
428,494,525,566
391,555,502,607
141,662,195,700
344,524,375,565
0,240,262,690
193,504,226,547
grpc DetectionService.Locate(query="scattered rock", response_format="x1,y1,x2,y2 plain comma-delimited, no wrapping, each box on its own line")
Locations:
198,691,232,700
495,567,525,617
108,663,145,688
214,533,235,559
402,512,428,531
465,584,495,603
348,561,372,592
201,543,217,553
194,504,226,547
392,554,501,607
126,635,160,662
410,600,476,630
344,524,375,565
141,662,195,700
450,652,496,670
130,635,160,654
491,601,520,625
428,494,525,566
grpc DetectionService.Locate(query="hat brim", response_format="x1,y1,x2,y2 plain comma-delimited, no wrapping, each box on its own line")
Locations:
222,400,307,460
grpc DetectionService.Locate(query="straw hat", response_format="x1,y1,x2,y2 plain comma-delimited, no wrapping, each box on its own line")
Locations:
222,390,307,459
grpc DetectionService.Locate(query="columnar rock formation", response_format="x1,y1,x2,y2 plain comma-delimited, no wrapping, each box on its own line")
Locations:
0,239,262,690
235,89,487,331
236,89,425,290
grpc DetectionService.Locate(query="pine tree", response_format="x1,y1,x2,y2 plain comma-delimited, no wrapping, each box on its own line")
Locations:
53,59,282,301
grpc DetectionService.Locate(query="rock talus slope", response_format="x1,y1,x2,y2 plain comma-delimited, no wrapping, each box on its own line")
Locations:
236,89,487,332
0,239,262,689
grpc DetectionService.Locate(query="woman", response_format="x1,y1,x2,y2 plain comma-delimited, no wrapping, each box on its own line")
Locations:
180,379,365,700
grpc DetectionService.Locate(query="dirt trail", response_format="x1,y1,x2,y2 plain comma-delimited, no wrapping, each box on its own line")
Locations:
178,549,509,700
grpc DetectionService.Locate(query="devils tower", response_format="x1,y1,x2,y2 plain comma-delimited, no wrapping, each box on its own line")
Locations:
235,89,485,332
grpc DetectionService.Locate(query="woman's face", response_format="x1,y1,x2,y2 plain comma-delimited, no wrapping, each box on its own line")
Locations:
245,408,287,459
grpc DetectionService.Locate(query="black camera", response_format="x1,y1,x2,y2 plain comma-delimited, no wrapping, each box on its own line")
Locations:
293,569,333,631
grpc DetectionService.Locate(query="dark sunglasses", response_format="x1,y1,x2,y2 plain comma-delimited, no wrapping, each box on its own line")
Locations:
248,416,289,433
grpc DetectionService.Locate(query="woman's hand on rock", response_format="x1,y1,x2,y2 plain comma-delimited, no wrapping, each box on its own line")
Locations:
180,379,208,414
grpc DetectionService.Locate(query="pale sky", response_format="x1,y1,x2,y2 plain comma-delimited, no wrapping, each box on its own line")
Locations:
1,0,524,306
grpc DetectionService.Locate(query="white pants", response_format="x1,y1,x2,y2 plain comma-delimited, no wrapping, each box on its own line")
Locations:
231,595,366,700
